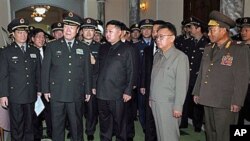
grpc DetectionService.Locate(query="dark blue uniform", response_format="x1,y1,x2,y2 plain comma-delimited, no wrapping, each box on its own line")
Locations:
0,43,41,141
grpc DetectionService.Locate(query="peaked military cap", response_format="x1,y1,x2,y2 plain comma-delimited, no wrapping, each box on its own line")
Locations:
186,16,206,27
63,12,83,26
240,17,250,27
8,18,29,32
130,23,140,31
81,18,97,29
51,22,63,31
208,10,236,29
235,18,243,27
139,19,154,28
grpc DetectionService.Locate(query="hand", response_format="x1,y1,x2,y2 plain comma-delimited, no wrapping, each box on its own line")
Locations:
149,100,152,108
85,94,91,102
123,94,131,102
90,54,96,64
37,92,42,96
193,96,199,104
44,93,51,102
231,105,241,112
173,110,182,118
140,88,146,95
92,89,96,95
0,97,8,109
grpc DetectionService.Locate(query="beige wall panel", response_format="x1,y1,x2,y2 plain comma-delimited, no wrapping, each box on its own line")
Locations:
105,0,129,25
86,0,98,19
140,0,156,20
244,0,250,16
0,0,11,47
157,0,183,35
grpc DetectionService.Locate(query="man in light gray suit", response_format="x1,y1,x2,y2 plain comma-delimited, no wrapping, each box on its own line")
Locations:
150,22,189,141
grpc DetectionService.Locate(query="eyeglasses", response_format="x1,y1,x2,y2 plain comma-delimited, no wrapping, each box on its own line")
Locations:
156,34,173,40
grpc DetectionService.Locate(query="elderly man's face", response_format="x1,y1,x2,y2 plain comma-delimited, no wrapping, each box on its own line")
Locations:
156,28,175,51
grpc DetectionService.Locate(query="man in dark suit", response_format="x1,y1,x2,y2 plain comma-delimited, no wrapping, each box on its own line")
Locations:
81,17,100,141
0,18,41,141
193,11,249,141
30,28,52,140
41,12,92,141
96,20,135,141
238,17,250,125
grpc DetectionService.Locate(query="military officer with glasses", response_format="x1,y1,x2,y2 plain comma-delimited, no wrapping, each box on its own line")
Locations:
41,12,92,141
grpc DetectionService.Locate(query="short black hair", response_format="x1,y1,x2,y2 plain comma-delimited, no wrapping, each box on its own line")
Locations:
153,20,166,26
158,22,177,37
31,28,45,37
106,20,123,30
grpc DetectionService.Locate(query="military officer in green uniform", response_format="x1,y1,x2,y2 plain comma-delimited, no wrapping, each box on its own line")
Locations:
81,17,100,141
0,18,41,141
41,12,92,141
192,11,249,141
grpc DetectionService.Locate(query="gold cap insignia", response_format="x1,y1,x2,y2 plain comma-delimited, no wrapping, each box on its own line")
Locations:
208,20,220,26
145,19,149,23
135,24,138,27
58,23,61,26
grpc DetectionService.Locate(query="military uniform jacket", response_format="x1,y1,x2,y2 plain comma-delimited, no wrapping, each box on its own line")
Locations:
188,36,210,86
150,46,189,112
0,42,41,104
96,41,135,100
41,38,91,102
192,41,249,108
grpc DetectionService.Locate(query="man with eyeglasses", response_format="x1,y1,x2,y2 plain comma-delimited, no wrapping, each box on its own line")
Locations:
192,11,249,141
150,22,189,141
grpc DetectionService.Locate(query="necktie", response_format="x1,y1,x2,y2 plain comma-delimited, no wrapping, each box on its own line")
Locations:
68,42,72,51
20,46,25,53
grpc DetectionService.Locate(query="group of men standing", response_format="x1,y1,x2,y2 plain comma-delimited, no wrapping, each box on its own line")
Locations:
1,9,250,141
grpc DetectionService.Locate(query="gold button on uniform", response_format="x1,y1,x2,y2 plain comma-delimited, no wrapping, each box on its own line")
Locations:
69,56,72,58
68,79,71,82
27,82,30,85
69,63,72,66
26,75,29,77
69,71,71,73
52,82,55,85
25,60,27,63
25,68,28,70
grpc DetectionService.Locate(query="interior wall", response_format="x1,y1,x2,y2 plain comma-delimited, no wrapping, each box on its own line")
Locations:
0,0,11,47
105,0,129,25
140,0,157,20
84,0,98,19
156,0,183,35
244,0,250,16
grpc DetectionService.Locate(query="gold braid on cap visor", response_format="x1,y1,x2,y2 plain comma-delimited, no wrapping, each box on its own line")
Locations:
208,20,220,26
